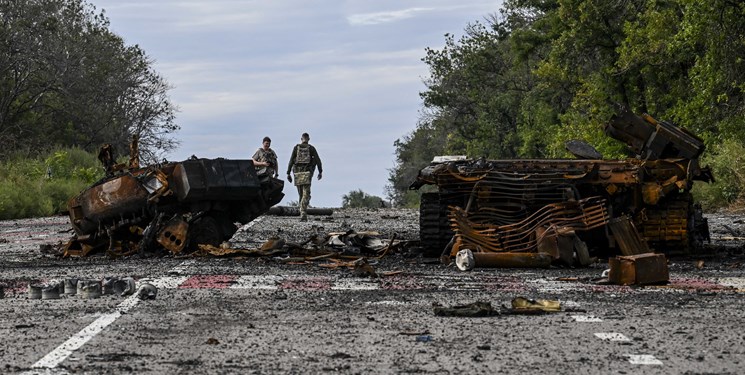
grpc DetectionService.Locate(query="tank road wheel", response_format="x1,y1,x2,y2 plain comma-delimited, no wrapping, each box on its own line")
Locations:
188,215,223,251
215,214,239,240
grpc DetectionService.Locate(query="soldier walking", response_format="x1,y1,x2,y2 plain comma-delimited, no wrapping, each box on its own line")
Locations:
286,133,323,221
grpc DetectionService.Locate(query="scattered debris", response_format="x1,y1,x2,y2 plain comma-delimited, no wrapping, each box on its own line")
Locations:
39,243,57,254
195,229,406,278
434,298,563,317
27,284,42,299
455,249,552,271
78,280,102,299
352,258,377,278
260,237,286,251
608,216,651,256
101,277,117,295
113,277,137,296
137,283,158,300
63,279,78,295
508,297,561,314
433,301,497,317
609,253,669,286
41,283,61,300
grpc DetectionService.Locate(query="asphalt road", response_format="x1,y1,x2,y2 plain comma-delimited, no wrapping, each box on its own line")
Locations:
1,210,744,374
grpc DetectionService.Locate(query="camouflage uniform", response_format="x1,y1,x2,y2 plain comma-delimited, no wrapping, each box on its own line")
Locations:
252,147,278,177
286,141,322,220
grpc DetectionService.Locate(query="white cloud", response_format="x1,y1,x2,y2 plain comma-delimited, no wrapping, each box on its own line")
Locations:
90,0,504,206
347,7,434,26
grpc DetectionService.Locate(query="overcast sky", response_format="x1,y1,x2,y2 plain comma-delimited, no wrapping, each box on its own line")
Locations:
92,0,503,207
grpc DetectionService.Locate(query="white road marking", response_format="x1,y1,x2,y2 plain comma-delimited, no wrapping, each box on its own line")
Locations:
528,278,583,293
21,369,70,375
594,332,631,341
143,276,190,290
572,315,603,322
168,259,196,275
365,300,408,306
718,277,745,291
242,215,265,230
230,275,282,290
31,296,139,369
330,279,380,291
28,270,190,370
626,354,663,365
561,300,582,309
228,275,382,291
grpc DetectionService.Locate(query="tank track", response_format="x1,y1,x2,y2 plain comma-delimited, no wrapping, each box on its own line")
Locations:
419,192,455,256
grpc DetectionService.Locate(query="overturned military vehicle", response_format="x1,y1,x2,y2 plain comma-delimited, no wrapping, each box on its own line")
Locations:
410,110,713,262
64,147,284,257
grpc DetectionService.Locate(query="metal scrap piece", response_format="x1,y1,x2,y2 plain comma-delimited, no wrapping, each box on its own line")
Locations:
433,301,497,317
450,196,609,256
608,253,669,285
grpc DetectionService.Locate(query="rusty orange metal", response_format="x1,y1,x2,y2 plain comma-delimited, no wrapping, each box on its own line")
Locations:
449,196,609,256
157,217,189,253
609,253,669,285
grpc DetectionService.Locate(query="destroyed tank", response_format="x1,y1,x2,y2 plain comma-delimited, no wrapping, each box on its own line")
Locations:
410,110,713,260
64,152,284,256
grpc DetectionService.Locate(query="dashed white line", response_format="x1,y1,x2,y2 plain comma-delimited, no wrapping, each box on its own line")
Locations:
594,332,631,341
31,295,140,369
330,279,380,291
626,354,663,365
28,270,190,370
572,315,603,322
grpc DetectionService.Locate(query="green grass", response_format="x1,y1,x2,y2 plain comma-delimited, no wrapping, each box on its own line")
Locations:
0,148,103,219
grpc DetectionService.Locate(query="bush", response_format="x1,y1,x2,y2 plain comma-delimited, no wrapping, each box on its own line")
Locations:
0,148,103,219
693,139,745,211
342,189,385,208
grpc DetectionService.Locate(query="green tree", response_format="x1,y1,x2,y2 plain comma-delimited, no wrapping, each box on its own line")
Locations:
0,0,178,162
389,0,745,209
342,189,385,209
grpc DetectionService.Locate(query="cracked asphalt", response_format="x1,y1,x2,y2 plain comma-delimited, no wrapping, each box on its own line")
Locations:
1,208,744,374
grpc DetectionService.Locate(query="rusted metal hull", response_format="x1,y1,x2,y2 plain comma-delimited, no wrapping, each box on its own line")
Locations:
64,157,284,257
412,111,713,262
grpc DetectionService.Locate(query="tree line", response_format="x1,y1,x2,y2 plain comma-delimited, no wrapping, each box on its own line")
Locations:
387,0,745,209
0,0,178,163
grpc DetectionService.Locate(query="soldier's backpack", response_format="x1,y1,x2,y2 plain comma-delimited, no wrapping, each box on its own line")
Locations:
295,144,311,164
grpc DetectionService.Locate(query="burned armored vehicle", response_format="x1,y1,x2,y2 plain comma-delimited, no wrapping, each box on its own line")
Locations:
64,147,284,257
410,110,713,262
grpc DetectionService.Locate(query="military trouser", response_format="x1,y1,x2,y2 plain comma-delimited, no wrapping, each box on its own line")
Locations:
296,184,311,217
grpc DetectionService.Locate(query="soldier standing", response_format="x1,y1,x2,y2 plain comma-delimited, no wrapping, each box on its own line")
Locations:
286,133,323,221
252,136,279,178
